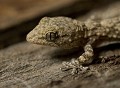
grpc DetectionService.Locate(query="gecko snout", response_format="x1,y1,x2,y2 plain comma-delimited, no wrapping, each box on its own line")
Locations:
26,30,36,43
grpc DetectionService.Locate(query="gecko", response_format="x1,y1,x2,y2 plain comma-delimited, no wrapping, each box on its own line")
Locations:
26,16,120,74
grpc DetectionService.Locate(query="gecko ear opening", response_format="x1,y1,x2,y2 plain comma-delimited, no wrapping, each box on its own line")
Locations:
45,32,59,42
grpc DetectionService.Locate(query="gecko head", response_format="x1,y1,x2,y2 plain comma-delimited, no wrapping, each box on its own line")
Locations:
26,17,85,49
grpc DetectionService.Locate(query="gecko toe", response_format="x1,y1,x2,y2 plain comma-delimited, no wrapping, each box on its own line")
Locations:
61,61,89,74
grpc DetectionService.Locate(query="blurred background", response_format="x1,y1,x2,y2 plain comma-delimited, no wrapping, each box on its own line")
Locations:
0,0,119,49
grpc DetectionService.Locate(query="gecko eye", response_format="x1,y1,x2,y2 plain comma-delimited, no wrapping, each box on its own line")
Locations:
46,32,59,42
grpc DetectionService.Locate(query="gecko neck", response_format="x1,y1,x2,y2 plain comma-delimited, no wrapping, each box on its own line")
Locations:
73,19,97,39
73,20,87,38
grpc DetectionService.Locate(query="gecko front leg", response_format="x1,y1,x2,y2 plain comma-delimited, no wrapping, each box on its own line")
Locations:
61,37,97,74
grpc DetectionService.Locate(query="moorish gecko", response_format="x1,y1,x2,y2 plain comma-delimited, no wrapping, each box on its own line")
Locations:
26,16,120,74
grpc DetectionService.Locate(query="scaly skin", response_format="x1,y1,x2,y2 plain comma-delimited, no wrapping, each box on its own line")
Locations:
26,16,120,74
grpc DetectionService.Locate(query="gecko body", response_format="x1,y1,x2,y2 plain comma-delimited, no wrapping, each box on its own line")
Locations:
26,16,120,74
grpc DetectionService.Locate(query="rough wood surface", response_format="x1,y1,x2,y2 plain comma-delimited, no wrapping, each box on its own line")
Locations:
0,42,120,88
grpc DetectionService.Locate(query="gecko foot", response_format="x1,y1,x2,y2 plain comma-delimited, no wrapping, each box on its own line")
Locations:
60,59,88,75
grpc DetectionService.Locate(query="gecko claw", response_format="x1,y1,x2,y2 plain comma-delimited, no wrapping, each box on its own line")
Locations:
60,61,89,75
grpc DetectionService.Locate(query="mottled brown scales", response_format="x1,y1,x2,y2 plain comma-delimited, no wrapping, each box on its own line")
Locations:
26,16,120,74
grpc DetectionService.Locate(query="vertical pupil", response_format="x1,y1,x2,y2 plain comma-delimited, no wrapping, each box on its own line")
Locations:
46,32,58,41
50,32,55,40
